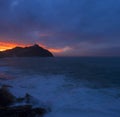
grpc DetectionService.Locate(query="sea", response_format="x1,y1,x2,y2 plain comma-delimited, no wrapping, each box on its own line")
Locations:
0,57,120,117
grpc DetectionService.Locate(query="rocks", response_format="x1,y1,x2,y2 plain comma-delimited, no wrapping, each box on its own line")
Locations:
0,105,47,117
0,85,15,107
0,101,50,117
0,85,51,117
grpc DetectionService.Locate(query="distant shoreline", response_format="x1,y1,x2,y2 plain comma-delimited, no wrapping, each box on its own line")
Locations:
0,44,53,58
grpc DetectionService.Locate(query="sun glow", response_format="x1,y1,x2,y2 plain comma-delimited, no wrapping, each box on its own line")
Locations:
0,42,70,55
0,42,26,51
49,47,72,53
48,48,63,53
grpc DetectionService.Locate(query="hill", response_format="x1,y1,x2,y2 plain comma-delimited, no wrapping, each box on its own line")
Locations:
0,44,53,58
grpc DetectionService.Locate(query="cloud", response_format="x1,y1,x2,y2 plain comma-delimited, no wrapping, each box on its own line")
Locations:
0,0,120,56
49,46,72,53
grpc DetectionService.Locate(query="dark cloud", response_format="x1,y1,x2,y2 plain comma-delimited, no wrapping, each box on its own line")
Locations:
0,0,120,56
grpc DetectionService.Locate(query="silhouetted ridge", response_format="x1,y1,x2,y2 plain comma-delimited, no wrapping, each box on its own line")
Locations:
0,44,53,58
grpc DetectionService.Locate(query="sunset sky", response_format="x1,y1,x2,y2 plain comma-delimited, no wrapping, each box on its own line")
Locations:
0,0,120,56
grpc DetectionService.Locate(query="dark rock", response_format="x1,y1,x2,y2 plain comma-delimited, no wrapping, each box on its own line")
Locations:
0,44,54,58
0,86,51,117
25,93,31,103
0,86,15,107
0,105,47,117
16,93,38,104
32,107,47,116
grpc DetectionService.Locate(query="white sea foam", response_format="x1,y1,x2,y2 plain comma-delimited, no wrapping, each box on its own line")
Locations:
0,57,120,117
0,74,120,117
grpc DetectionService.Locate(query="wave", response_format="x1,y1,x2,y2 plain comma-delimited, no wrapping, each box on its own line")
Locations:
0,74,120,117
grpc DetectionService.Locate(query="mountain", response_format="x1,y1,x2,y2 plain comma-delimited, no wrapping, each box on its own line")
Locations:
0,44,54,58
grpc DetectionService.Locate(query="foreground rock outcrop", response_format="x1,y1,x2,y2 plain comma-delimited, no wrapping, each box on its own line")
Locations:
0,44,53,58
0,85,50,117
0,105,47,117
0,85,15,107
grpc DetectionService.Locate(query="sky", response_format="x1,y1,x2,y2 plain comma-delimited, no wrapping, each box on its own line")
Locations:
0,0,120,56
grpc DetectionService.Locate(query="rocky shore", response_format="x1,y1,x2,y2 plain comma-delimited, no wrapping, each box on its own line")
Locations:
0,85,51,117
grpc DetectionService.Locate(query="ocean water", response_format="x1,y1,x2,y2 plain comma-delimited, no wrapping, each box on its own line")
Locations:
0,57,120,117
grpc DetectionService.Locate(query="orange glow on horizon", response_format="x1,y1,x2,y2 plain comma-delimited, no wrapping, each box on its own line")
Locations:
0,42,64,54
0,42,47,51
48,48,63,53
49,46,72,53
0,42,26,51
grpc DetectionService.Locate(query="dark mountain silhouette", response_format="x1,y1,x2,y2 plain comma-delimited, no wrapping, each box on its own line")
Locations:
0,44,53,58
